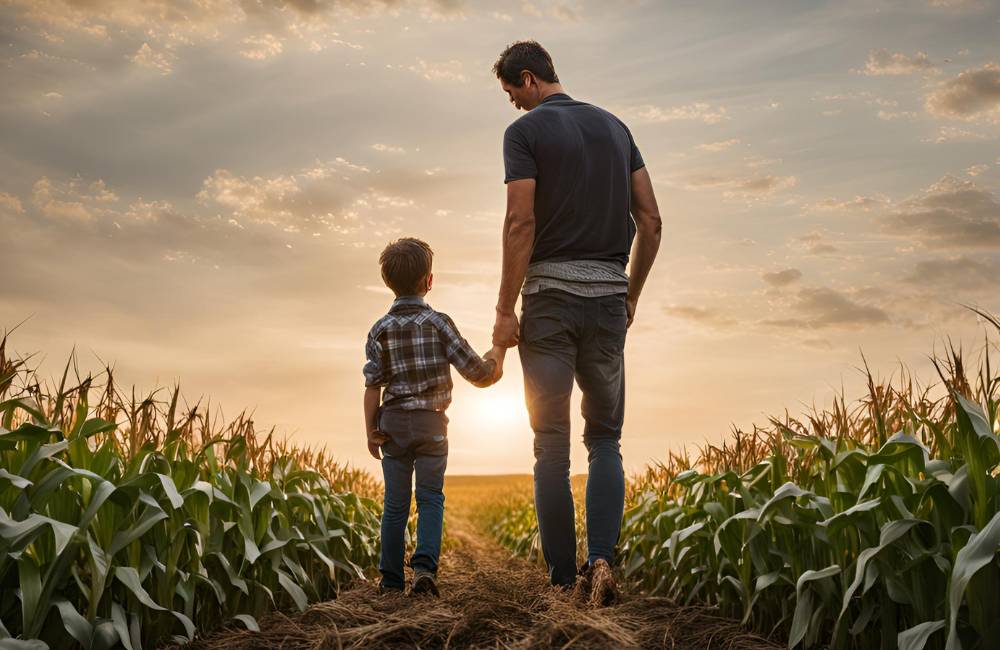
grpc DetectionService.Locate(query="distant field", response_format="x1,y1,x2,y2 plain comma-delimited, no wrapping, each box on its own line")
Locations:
445,474,587,517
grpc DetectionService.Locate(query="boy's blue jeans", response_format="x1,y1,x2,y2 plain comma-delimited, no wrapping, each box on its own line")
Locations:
517,289,628,587
378,407,448,590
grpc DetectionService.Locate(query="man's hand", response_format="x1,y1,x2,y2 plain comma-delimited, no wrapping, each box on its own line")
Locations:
626,296,638,329
367,428,388,460
493,311,520,348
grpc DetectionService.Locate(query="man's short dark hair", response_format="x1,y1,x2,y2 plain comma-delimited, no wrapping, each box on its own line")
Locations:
379,237,433,296
492,40,559,87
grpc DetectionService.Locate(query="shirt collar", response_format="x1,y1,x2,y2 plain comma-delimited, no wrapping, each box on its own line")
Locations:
540,92,571,105
390,295,428,311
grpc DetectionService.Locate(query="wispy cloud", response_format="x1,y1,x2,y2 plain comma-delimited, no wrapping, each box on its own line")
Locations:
626,103,728,125
925,63,1000,122
697,139,740,152
240,34,284,61
761,268,803,287
862,49,935,76
762,287,889,329
880,175,1000,249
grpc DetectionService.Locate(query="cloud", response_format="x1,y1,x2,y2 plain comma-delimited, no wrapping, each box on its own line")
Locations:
761,268,803,287
240,34,284,60
762,287,889,329
684,173,797,199
626,103,728,125
904,255,1000,289
196,158,402,232
130,42,174,74
862,49,935,76
372,143,406,153
880,176,1000,249
812,195,886,212
7,0,466,67
663,305,737,329
877,110,918,120
922,126,995,143
0,192,25,215
696,139,740,152
796,232,838,255
925,63,1000,122
408,58,467,82
928,0,985,9
966,164,990,176
30,176,120,221
520,2,580,22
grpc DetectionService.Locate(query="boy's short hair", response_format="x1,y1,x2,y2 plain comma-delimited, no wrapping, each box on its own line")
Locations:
492,40,559,87
379,238,434,296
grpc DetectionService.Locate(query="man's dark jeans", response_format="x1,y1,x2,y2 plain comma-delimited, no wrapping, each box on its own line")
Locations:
518,288,627,587
378,408,448,590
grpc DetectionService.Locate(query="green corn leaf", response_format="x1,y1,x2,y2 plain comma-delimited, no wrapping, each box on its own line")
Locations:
77,418,116,440
0,469,31,490
52,598,92,649
275,567,308,612
154,473,184,510
233,614,260,632
108,503,167,557
899,620,945,650
110,603,133,650
114,566,166,611
17,554,42,639
0,641,50,650
946,509,1000,650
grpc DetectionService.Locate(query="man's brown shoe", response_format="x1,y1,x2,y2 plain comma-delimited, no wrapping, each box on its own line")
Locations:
588,558,619,607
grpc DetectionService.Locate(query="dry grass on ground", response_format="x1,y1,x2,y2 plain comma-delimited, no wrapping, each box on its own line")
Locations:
168,476,781,650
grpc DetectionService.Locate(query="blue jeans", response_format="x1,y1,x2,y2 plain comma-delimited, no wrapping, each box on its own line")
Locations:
518,289,627,587
378,407,449,590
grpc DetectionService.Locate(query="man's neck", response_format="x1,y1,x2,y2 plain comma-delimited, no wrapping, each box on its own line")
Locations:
538,84,567,102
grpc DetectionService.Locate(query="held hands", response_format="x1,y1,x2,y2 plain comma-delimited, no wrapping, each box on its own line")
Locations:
492,311,519,348
484,344,506,383
367,428,388,460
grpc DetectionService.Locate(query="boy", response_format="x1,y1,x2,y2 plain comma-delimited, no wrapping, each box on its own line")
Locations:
362,237,505,596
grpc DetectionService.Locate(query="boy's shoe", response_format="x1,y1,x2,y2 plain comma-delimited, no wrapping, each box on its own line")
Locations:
587,558,619,607
378,582,404,595
410,567,440,597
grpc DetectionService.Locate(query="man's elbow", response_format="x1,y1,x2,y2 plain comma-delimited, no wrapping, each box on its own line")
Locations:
637,211,662,238
505,210,535,234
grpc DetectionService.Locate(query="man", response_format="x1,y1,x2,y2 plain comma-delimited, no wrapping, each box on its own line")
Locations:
490,40,662,603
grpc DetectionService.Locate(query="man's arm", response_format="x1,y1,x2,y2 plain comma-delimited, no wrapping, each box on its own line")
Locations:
626,167,662,328
493,178,536,347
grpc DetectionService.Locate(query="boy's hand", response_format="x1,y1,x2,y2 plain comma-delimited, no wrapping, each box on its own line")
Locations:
367,428,388,460
484,345,506,382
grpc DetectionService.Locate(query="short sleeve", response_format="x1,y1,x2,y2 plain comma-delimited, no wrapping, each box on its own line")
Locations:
626,126,645,173
362,330,387,387
503,123,537,184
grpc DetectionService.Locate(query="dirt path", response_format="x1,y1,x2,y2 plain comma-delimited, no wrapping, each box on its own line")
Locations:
180,517,782,650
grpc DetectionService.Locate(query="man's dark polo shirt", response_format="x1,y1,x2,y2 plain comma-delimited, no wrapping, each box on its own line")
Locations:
502,92,646,267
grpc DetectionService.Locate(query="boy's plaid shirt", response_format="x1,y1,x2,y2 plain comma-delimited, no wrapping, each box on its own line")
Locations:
363,295,498,411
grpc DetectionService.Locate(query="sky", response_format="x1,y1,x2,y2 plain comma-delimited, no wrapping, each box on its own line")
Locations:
2,0,999,477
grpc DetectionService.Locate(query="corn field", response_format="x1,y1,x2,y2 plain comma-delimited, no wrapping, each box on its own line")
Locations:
490,311,1000,649
0,334,382,649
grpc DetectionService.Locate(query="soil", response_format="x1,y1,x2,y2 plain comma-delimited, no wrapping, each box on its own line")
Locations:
175,516,783,650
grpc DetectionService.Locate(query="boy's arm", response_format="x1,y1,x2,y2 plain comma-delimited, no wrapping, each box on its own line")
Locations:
436,313,501,388
363,386,386,459
362,329,389,459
